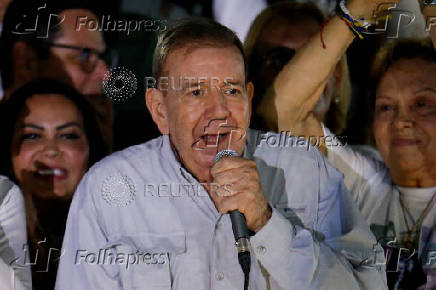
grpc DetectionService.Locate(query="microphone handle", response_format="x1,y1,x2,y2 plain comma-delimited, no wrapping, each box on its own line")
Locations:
229,210,250,240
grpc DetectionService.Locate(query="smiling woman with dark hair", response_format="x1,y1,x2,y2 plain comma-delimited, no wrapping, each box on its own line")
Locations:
0,78,107,289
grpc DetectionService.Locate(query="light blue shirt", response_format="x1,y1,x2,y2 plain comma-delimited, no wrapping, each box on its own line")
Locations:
55,130,387,289
0,176,31,289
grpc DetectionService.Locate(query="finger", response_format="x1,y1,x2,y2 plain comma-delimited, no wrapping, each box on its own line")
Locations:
211,157,256,177
215,191,255,215
212,167,253,185
208,184,225,205
210,183,236,198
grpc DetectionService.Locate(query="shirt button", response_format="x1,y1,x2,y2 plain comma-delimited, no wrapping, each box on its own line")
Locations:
257,245,267,254
215,272,225,281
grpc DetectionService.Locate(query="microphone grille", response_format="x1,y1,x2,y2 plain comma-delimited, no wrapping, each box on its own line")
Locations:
214,149,238,164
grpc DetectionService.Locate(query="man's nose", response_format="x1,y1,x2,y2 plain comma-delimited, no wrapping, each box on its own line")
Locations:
207,88,230,119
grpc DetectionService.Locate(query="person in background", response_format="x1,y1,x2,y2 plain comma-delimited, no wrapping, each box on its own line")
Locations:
0,0,12,100
246,1,383,159
0,79,107,289
245,2,351,137
259,0,436,287
0,0,115,150
0,175,31,289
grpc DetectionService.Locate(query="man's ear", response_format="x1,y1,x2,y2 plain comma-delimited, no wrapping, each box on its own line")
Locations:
145,88,169,135
12,42,39,86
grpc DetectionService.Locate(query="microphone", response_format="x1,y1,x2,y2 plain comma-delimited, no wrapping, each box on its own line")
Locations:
214,149,251,290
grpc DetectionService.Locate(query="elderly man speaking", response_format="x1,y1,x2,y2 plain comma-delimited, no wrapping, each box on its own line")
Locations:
56,18,386,290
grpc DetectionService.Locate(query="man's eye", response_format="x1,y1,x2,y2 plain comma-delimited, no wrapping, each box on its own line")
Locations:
225,88,238,95
21,133,40,140
190,89,203,96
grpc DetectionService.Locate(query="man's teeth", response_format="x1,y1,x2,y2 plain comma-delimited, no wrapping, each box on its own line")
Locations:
204,134,227,143
206,135,218,143
37,169,65,176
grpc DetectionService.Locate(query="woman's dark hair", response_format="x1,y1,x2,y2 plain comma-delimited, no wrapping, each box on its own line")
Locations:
0,78,108,180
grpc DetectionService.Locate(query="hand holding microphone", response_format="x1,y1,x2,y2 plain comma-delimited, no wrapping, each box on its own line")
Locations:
211,149,271,290
211,150,272,233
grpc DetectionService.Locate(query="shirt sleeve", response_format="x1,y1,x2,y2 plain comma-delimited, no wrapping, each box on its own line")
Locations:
250,152,388,289
55,170,121,290
0,178,32,289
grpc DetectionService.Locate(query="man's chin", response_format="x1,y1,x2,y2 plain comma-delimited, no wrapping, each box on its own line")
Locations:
195,148,218,166
183,150,216,183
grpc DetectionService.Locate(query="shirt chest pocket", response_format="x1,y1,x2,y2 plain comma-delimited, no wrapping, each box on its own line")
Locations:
109,232,186,289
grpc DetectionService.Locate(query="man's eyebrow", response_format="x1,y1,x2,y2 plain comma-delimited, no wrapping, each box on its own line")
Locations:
181,79,205,84
224,80,244,86
56,122,83,130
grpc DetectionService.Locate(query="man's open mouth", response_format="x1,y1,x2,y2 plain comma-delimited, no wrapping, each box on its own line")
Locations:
200,132,230,147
